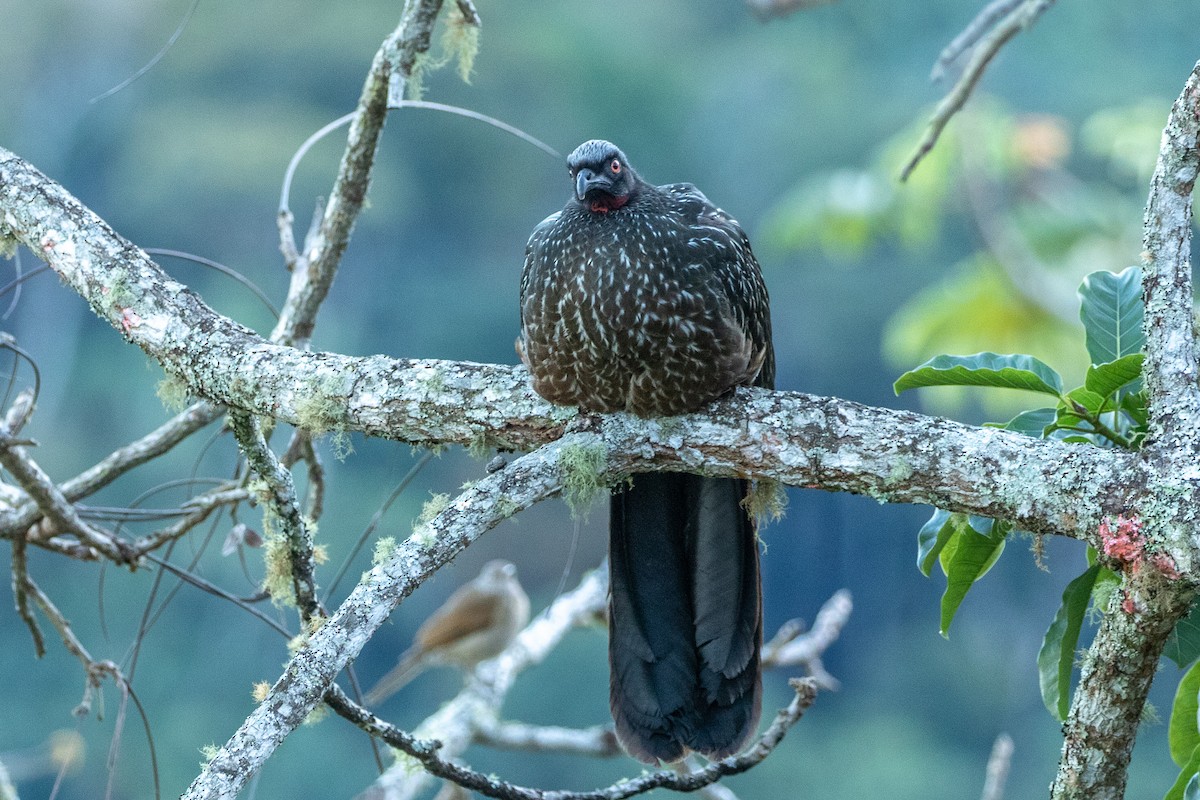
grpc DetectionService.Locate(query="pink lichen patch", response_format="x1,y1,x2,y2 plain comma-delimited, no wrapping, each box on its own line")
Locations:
1121,592,1138,615
1099,514,1145,564
120,308,142,334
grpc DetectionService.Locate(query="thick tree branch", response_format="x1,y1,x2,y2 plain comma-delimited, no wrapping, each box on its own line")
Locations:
0,144,1147,549
1141,60,1200,444
1051,580,1195,800
1048,61,1200,800
4,54,1200,799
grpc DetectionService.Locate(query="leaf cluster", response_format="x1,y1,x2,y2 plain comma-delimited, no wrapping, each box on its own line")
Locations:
895,267,1152,703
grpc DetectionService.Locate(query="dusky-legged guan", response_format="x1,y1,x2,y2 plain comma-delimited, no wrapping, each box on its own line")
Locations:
517,140,774,763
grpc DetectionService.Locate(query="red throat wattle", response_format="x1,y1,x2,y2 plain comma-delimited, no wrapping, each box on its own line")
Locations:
590,194,630,213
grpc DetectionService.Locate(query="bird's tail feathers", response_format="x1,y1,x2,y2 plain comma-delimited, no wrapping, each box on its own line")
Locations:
608,472,762,763
363,648,425,706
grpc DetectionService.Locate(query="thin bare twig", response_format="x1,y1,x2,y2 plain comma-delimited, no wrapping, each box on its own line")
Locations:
10,520,44,656
0,426,128,563
349,679,817,800
60,401,221,500
931,0,1023,81
473,721,621,758
88,0,201,103
762,588,852,690
676,760,740,800
744,0,840,20
146,248,280,319
273,0,456,348
278,101,558,227
22,573,94,675
142,553,293,638
900,0,1057,181
130,486,251,556
980,733,1013,800
324,449,434,602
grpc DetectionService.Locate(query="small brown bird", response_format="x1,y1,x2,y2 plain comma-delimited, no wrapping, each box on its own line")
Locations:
364,560,531,705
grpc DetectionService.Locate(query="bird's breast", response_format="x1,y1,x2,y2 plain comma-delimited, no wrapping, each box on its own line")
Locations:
521,212,753,417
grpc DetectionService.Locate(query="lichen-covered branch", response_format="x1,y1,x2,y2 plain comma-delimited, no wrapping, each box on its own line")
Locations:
344,679,817,800
182,437,566,800
227,410,321,619
1050,582,1195,800
0,144,1149,557
1044,59,1200,800
1141,59,1200,444
272,0,459,348
361,566,611,800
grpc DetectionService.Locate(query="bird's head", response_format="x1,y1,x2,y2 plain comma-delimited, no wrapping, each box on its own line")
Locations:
567,139,639,213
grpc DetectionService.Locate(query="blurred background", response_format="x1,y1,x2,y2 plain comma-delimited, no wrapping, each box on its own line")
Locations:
1,0,1197,797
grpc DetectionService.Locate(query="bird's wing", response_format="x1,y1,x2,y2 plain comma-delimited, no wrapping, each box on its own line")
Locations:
660,183,775,389
414,587,502,652
519,210,561,319
517,210,563,367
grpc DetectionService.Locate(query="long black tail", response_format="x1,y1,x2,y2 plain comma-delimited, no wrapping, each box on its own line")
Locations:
608,472,762,763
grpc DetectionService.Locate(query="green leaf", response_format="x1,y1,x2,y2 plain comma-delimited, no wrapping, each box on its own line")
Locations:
1170,661,1200,767
938,516,1006,637
1078,266,1144,365
991,407,1057,438
916,509,954,577
894,352,1064,396
1085,353,1145,400
1122,391,1150,428
1059,387,1107,417
1166,746,1200,800
1037,564,1101,721
1186,773,1200,800
1167,599,1200,669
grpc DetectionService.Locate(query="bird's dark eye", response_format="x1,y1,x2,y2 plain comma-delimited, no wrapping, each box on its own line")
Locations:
610,159,622,174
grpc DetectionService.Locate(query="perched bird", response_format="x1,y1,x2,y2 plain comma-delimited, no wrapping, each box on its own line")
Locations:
518,140,774,763
364,560,531,705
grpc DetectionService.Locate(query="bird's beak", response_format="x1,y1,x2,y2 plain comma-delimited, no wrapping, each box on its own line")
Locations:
575,168,610,201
